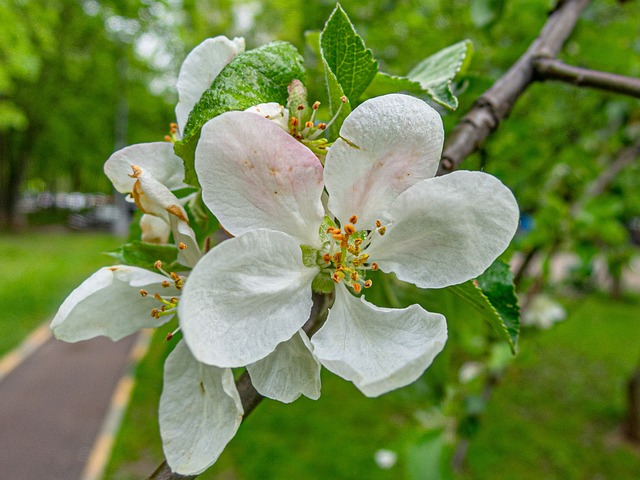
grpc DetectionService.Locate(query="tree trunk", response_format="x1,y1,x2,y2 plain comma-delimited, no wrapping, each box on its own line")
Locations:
624,366,640,443
0,131,28,230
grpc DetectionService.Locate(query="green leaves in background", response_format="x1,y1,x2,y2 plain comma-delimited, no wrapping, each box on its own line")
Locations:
406,428,453,480
364,40,473,109
470,0,506,29
449,260,520,353
106,241,185,273
174,41,306,186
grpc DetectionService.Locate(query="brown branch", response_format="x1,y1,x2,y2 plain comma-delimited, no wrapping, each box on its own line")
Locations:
149,292,333,480
438,0,590,175
534,57,640,99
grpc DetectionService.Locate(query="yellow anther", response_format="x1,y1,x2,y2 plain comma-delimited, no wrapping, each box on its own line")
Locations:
333,252,342,263
305,121,314,128
108,267,118,271
154,293,163,302
354,238,363,246
150,308,159,318
332,232,344,241
164,135,172,142
160,305,166,312
359,253,369,262
341,95,347,103
161,281,171,288
170,297,178,304
349,215,358,224
371,262,379,271
322,253,332,264
378,226,387,236
129,165,143,179
297,104,305,111
352,282,362,293
350,272,359,282
312,101,320,110
170,272,180,282
178,242,187,250
344,224,356,235
317,123,327,130
170,123,178,129
290,117,299,126
364,280,373,288
154,260,163,269
165,332,174,341
139,289,148,297
332,272,343,283
375,219,382,228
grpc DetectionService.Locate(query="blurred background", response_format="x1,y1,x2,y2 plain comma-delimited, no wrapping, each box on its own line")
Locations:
1,0,640,479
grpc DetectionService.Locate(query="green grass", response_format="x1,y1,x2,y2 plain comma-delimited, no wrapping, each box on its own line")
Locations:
0,231,122,356
106,294,640,479
459,294,640,480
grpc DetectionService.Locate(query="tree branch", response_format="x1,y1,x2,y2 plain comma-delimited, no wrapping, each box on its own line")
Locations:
438,0,590,175
534,57,640,99
148,292,333,480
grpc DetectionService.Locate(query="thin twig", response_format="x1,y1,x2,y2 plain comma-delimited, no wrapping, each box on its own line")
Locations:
534,57,640,99
149,292,333,480
438,0,590,175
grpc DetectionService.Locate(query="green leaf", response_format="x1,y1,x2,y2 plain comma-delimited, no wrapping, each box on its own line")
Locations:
363,40,473,110
106,241,185,272
320,4,378,102
407,39,473,109
174,41,306,186
449,260,520,353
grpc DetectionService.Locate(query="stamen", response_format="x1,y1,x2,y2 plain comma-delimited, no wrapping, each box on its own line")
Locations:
128,165,142,179
150,308,159,318
322,253,332,263
178,242,187,250
154,260,163,269
161,281,171,288
349,215,358,224
378,226,387,236
139,289,148,297
332,272,343,283
352,283,362,293
371,262,379,271
165,325,181,342
344,224,356,235
375,220,382,228
164,135,172,142
364,280,373,288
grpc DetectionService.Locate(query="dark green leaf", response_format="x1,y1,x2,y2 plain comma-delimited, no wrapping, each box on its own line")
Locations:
174,41,306,186
320,4,378,102
449,259,520,353
106,241,185,272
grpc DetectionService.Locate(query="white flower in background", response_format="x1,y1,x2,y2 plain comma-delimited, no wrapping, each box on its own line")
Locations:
51,36,249,476
179,93,520,398
521,293,566,329
104,36,245,267
374,449,398,469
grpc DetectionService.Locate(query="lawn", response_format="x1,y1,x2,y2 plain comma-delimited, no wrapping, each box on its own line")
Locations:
105,294,640,479
0,231,122,356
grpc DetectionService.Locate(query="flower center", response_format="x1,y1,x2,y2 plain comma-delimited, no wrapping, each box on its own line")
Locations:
311,214,387,294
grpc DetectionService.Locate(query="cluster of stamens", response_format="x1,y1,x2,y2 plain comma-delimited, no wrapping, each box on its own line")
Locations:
288,96,347,157
164,123,179,143
139,260,185,341
321,214,386,294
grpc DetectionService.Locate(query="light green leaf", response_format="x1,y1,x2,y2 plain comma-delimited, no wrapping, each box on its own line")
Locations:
106,241,185,272
320,4,378,101
174,41,306,186
406,428,453,480
407,39,473,109
471,0,506,28
449,259,520,353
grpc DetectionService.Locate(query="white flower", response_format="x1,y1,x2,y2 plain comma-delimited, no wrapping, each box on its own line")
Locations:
103,36,245,268
521,293,566,329
179,93,520,398
51,37,248,476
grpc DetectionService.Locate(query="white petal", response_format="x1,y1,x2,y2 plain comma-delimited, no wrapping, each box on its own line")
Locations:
179,229,318,367
245,102,289,131
196,111,324,245
247,330,321,403
104,142,186,194
367,171,520,289
312,285,447,397
324,94,444,227
50,266,179,342
175,36,245,134
160,341,243,475
136,168,190,220
140,214,170,244
169,216,201,268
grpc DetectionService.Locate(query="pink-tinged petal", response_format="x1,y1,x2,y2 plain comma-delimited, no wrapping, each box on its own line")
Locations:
160,341,243,475
367,171,520,289
247,330,321,403
195,111,324,246
175,36,245,134
325,94,444,227
104,142,186,194
179,229,318,367
311,285,447,397
51,266,180,342
245,102,289,131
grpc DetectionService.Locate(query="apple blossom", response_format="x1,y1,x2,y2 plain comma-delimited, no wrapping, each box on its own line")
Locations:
179,93,520,397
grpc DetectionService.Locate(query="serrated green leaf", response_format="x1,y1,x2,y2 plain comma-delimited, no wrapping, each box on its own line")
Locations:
449,260,520,353
308,29,352,141
363,72,421,98
174,41,306,186
106,241,185,272
320,4,378,102
407,39,473,109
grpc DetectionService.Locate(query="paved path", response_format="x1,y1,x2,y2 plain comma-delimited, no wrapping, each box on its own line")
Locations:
0,331,139,480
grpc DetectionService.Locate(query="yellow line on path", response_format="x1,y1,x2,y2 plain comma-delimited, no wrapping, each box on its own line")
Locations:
0,322,52,384
80,329,153,480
